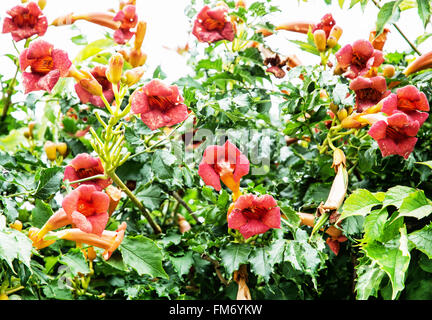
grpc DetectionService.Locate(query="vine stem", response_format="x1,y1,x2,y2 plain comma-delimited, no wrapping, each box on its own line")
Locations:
1,61,20,123
172,191,200,224
107,170,162,234
370,0,421,55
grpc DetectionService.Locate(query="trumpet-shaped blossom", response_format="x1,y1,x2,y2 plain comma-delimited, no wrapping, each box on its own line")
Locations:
349,76,390,113
130,79,189,131
28,209,72,246
113,4,138,44
336,39,384,79
19,39,71,93
64,153,112,191
29,222,127,260
192,5,235,43
312,13,336,38
198,140,249,199
74,66,114,108
62,184,110,236
227,194,281,239
2,1,48,42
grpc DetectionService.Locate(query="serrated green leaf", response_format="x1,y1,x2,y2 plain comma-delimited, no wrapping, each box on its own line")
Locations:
376,0,403,35
59,248,90,276
416,0,431,27
220,243,251,275
249,247,272,281
33,167,63,200
120,235,168,279
169,251,194,277
398,190,432,220
31,199,54,229
339,189,382,221
408,223,432,259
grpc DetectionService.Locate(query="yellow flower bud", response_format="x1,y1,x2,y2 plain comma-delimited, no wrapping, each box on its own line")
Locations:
129,49,147,68
326,36,338,49
56,142,68,157
382,65,395,78
106,53,124,85
313,29,327,52
123,67,145,87
44,141,57,161
38,0,47,10
329,25,343,41
134,21,147,50
337,108,348,121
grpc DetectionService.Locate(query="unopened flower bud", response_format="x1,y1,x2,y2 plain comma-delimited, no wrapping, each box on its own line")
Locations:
341,115,363,129
80,77,103,97
329,102,339,115
134,21,147,50
44,141,57,161
10,220,23,231
332,148,346,169
313,29,327,52
56,142,68,157
38,0,47,10
106,53,124,84
329,25,343,41
106,185,122,216
129,49,147,67
337,108,348,121
177,214,191,234
123,67,145,86
236,0,246,8
326,36,338,49
87,246,97,261
382,65,395,78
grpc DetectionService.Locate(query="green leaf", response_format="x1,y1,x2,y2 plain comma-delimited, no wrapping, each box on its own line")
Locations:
398,190,432,220
120,235,168,279
408,223,432,259
59,248,90,276
339,189,382,221
169,251,194,277
33,167,63,200
136,184,167,211
382,185,416,209
376,0,403,35
151,149,177,180
416,0,431,27
362,227,410,300
249,247,272,281
355,259,386,300
0,229,32,271
363,208,388,243
220,243,251,275
74,38,114,63
31,199,54,229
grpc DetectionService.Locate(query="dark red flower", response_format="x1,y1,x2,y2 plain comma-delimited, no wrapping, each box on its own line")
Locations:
336,39,384,79
192,5,235,43
62,184,110,236
349,76,390,113
19,39,71,93
198,140,249,199
2,1,48,42
74,66,114,108
64,153,112,191
113,4,138,44
130,79,189,131
227,194,281,239
312,13,336,39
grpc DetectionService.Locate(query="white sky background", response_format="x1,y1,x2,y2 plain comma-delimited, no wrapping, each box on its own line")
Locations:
0,0,430,88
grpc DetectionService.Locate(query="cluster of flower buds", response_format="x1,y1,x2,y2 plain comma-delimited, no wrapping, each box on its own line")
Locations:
312,14,343,52
44,141,68,161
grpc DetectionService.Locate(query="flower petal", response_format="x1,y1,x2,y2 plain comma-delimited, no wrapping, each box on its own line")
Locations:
198,161,221,191
227,209,248,229
238,220,270,239
261,207,281,229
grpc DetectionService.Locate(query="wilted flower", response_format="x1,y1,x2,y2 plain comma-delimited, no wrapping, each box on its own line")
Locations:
227,194,281,239
2,1,48,42
198,140,249,199
62,184,110,236
336,39,384,79
192,4,235,43
19,39,71,93
64,153,112,191
130,79,189,131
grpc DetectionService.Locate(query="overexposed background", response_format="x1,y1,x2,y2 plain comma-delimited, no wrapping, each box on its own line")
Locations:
0,0,430,85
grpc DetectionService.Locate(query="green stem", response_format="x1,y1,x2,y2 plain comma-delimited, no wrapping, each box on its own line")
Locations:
107,170,162,234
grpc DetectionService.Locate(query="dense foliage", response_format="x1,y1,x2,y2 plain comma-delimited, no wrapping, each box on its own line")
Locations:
2,0,432,301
